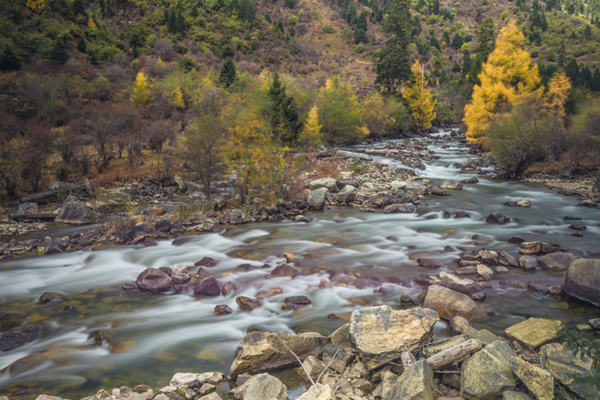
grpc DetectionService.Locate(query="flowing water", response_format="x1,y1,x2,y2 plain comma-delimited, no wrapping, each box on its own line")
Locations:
1,129,599,399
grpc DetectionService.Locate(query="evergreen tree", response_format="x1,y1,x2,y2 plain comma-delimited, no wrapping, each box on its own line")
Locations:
530,0,548,31
267,73,302,144
219,58,237,88
475,18,496,58
0,46,21,71
375,0,411,94
451,33,463,49
48,37,69,64
565,59,580,86
72,0,86,15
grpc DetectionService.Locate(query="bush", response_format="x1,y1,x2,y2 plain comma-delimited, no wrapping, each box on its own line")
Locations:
322,24,335,34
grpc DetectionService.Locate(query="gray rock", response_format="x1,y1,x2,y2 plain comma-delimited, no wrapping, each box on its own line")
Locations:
423,285,488,321
136,268,172,293
198,394,222,400
0,322,48,351
439,272,481,294
308,178,338,192
486,212,510,224
55,195,97,223
440,180,463,190
169,371,224,388
307,188,328,210
502,390,533,400
562,258,600,306
336,184,356,203
461,341,517,399
519,256,538,271
297,383,335,400
383,203,417,213
537,252,576,271
232,373,287,400
15,202,39,216
382,360,434,400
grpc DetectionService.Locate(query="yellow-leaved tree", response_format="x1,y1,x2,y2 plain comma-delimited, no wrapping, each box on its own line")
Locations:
26,0,45,12
542,72,571,125
402,60,436,131
297,105,323,147
130,72,150,106
464,21,542,145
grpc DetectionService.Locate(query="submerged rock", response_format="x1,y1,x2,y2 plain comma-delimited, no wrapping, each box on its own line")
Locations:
423,285,487,321
349,305,438,369
540,342,596,399
461,341,517,399
486,212,510,224
537,252,576,271
562,258,600,306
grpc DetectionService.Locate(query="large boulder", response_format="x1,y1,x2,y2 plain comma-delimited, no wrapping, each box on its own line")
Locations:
562,259,600,306
540,342,596,399
510,357,554,400
308,178,338,192
382,360,434,400
232,373,287,400
14,202,40,216
307,188,328,210
504,318,562,350
136,268,172,293
55,195,97,223
349,306,438,369
229,331,329,376
537,253,577,271
423,285,488,321
461,341,517,399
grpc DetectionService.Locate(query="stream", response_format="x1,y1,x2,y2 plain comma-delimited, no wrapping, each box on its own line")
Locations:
1,129,599,399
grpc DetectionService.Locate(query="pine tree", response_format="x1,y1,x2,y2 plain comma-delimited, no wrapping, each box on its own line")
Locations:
72,0,86,15
475,18,496,59
464,21,542,145
48,38,69,64
267,73,302,144
375,0,411,94
402,60,437,131
130,72,150,105
218,58,237,88
0,46,20,71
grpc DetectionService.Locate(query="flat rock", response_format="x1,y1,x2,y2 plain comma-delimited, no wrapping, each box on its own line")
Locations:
510,357,554,400
170,372,224,388
229,331,329,376
439,272,480,294
349,305,438,369
440,180,463,190
537,252,576,271
461,341,517,399
423,285,488,321
519,241,558,255
540,342,596,399
382,359,434,400
562,258,600,306
505,318,562,349
502,390,532,400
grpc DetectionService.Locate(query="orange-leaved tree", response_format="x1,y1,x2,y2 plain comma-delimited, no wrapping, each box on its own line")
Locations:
464,21,542,146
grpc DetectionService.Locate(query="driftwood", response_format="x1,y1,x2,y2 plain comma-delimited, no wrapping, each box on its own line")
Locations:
335,150,372,161
9,213,57,222
426,339,482,369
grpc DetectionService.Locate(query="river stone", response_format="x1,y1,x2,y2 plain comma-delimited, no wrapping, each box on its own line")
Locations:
423,334,469,357
336,185,356,203
439,272,480,294
55,195,97,223
460,341,517,399
382,360,434,400
308,177,338,192
498,250,519,267
214,305,233,316
423,285,487,321
307,188,328,210
440,180,463,190
199,394,222,400
502,391,532,400
15,202,40,216
236,296,260,311
537,252,577,271
476,264,494,280
383,203,417,213
518,256,537,271
562,258,600,306
232,373,287,400
519,241,558,255
297,383,335,400
229,331,329,376
349,306,438,369
510,357,554,400
450,317,502,345
136,268,172,293
34,396,63,400
193,277,221,296
540,342,595,399
170,372,224,388
486,212,510,224
0,322,48,351
505,318,562,349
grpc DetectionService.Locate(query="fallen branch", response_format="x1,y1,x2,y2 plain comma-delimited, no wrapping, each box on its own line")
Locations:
426,338,482,369
316,348,340,384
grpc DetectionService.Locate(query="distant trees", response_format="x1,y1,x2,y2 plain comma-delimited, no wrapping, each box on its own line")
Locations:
375,0,411,94
403,60,437,131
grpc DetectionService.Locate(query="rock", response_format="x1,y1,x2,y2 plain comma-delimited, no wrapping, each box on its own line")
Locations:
269,264,299,278
423,334,469,357
297,383,335,400
336,185,356,203
301,355,326,381
423,285,487,321
229,331,329,376
349,305,438,369
169,371,224,388
34,396,63,400
38,291,66,304
505,199,531,207
215,305,233,315
495,266,509,273
439,272,480,294
232,373,287,400
478,249,500,265
195,257,218,267
486,212,510,224
382,360,434,400
510,357,554,400
308,178,338,192
136,268,172,293
193,277,221,296
589,318,600,330
476,264,494,280
568,222,586,231
236,296,260,311
307,187,329,210
15,202,40,216
154,219,171,232
55,195,97,223
537,252,576,271
540,342,596,399
518,256,537,271
498,250,519,267
460,341,517,399
383,202,417,213
519,241,558,255
562,258,600,306
576,323,592,331
502,390,533,400
450,316,502,345
199,394,222,400
284,295,311,305
440,180,463,190
462,177,479,184
505,318,562,349
0,323,46,351
417,258,439,269
336,149,372,160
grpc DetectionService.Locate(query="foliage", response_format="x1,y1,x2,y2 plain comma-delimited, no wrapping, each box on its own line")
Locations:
267,73,302,145
26,0,45,12
376,0,411,94
403,60,437,131
559,326,600,393
464,21,542,146
318,76,368,145
298,105,323,147
218,58,237,88
130,72,151,106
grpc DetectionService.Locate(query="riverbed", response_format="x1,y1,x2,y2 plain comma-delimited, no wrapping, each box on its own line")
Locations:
1,129,599,399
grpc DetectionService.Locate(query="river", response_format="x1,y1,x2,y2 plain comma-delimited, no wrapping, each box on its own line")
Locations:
1,129,599,399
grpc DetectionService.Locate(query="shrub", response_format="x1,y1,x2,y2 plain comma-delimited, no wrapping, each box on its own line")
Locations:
322,24,335,34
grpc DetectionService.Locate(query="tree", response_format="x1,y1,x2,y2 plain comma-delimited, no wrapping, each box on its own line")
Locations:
22,124,55,192
375,0,411,94
146,120,176,180
361,92,393,135
48,37,69,64
402,60,437,131
0,133,21,198
298,105,323,147
464,21,542,145
130,72,150,106
318,76,369,145
219,58,236,88
0,46,21,71
72,0,86,15
541,72,572,160
26,0,45,12
267,73,302,145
